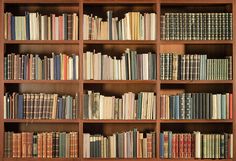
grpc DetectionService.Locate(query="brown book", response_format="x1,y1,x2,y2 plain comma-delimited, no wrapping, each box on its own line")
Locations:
74,132,78,158
37,133,43,158
17,133,22,158
12,133,18,158
21,132,27,158
42,132,47,158
147,133,152,158
55,132,59,157
4,132,8,157
67,14,72,40
70,132,73,158
27,132,33,157
47,132,53,158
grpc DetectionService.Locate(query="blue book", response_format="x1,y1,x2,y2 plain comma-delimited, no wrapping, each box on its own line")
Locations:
168,131,172,158
137,93,142,119
172,96,176,119
57,97,62,119
175,95,180,119
63,14,68,40
57,55,61,80
23,55,28,80
72,55,76,80
107,11,113,40
25,12,30,40
160,133,164,158
221,94,226,119
11,16,15,40
53,54,57,80
17,94,24,119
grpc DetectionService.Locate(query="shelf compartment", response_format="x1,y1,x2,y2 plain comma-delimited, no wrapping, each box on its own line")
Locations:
83,123,156,136
83,120,157,123
83,80,157,84
4,0,80,3
160,40,233,44
161,123,232,133
160,119,233,123
4,80,81,84
4,123,80,132
4,40,80,44
82,159,157,161
83,40,157,45
160,80,233,84
4,119,80,123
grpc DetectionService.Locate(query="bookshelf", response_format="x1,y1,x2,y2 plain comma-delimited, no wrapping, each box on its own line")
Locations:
0,0,235,161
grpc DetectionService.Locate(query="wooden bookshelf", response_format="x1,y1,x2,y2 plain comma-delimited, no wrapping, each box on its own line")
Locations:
0,0,235,161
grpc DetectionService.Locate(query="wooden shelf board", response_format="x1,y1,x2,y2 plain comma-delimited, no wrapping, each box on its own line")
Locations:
83,80,157,84
3,158,80,161
4,119,80,123
83,120,157,123
83,40,157,45
83,0,157,4
160,80,233,84
82,159,157,161
160,119,233,123
159,159,232,161
4,80,81,84
4,40,80,44
160,40,233,44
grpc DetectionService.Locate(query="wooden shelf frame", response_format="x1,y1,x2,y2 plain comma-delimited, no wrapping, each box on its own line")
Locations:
0,0,235,161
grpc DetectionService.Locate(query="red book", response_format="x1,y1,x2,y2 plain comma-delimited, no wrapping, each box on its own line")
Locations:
59,16,62,40
147,133,152,158
175,134,179,158
12,133,17,158
187,134,191,158
179,134,184,158
229,93,232,119
42,133,47,158
47,133,52,158
183,134,188,158
52,14,56,40
172,134,175,158
160,95,166,119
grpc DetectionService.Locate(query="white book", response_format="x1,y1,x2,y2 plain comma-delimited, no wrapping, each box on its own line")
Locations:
35,13,40,40
194,131,201,158
69,57,73,80
83,133,90,157
83,53,86,79
125,13,131,40
50,57,54,80
83,15,88,40
22,16,26,40
52,94,58,119
41,16,45,40
55,17,59,40
150,13,156,40
143,53,149,80
99,95,104,119
94,53,99,80
230,134,233,158
217,94,221,119
121,56,126,80
75,55,79,80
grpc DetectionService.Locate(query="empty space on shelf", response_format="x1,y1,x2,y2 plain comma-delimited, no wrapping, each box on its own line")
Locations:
161,123,232,133
84,44,157,57
161,84,232,93
84,83,157,95
5,83,80,95
83,123,156,136
4,122,80,132
161,3,232,13
5,3,80,15
160,44,232,58
84,3,156,19
5,44,80,55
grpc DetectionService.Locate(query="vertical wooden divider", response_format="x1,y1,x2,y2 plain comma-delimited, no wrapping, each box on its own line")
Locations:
79,0,84,160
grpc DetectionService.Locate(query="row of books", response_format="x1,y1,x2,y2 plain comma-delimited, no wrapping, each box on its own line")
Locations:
4,93,79,119
160,53,232,80
83,11,156,40
161,13,233,40
4,53,79,80
5,132,78,158
83,129,156,158
83,91,156,120
84,49,156,80
161,93,233,120
160,131,233,159
4,12,79,40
